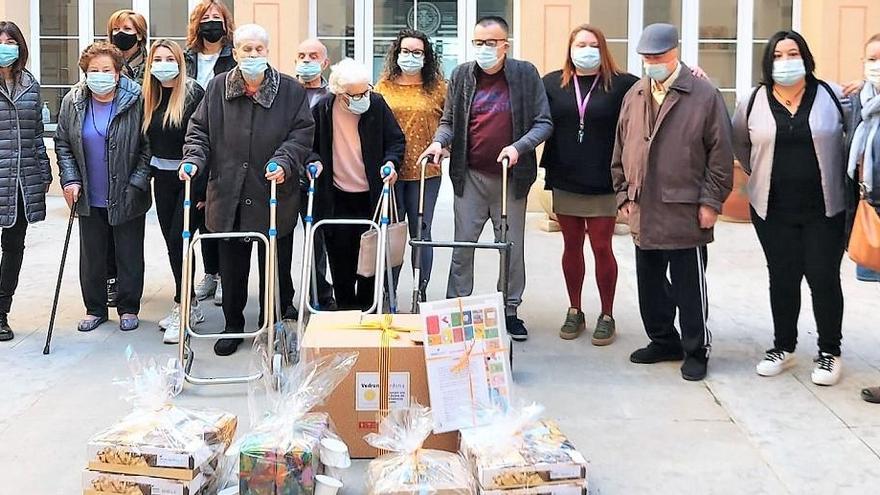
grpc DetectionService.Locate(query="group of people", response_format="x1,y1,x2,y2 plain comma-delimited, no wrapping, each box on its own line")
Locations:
0,1,878,399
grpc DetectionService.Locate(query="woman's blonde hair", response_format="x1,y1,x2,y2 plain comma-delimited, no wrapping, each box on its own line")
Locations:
142,39,188,133
106,9,148,49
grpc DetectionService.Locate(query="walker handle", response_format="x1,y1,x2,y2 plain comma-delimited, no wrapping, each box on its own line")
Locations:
267,162,279,173
500,156,510,168
182,163,194,178
382,165,393,179
308,164,318,177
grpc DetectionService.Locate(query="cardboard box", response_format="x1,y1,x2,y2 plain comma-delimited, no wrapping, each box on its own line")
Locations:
479,481,587,495
83,469,204,495
301,312,459,458
87,408,236,481
460,420,588,491
239,412,330,495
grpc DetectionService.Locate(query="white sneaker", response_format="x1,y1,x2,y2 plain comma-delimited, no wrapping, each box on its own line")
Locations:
163,313,181,344
194,274,218,301
190,300,205,326
756,349,795,377
159,304,180,330
812,352,842,386
213,278,223,307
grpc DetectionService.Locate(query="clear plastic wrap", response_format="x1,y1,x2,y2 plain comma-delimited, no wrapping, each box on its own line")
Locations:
459,403,588,491
238,351,358,494
85,347,237,494
365,404,476,495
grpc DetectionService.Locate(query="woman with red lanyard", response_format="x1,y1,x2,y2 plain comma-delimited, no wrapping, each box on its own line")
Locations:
540,25,638,345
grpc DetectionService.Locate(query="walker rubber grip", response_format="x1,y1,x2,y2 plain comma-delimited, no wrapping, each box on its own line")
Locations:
183,163,193,175
308,164,318,176
267,162,279,173
382,165,393,177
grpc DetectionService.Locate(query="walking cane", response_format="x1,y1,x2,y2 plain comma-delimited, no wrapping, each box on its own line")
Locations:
43,199,78,355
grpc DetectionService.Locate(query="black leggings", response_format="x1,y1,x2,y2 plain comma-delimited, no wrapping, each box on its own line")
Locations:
751,208,845,356
325,188,375,310
0,195,29,314
154,169,205,303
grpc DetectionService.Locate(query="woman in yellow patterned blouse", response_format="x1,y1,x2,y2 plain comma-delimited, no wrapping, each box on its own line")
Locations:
376,29,447,299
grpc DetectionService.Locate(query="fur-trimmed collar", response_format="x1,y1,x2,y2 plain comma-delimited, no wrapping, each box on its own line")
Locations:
225,66,280,108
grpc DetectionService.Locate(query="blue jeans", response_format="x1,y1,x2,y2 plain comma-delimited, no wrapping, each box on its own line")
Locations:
394,177,441,293
856,265,880,282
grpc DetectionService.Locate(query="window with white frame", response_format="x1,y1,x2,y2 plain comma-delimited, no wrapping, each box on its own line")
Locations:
34,0,227,125
313,0,515,83
589,0,798,114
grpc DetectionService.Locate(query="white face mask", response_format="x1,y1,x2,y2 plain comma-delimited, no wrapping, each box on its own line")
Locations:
474,45,500,70
772,58,806,87
347,95,371,114
865,60,880,87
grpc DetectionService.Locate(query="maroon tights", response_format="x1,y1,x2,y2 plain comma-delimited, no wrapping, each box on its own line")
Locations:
556,214,618,315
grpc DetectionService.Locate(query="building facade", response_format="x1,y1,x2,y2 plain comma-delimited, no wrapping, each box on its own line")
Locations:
0,0,877,123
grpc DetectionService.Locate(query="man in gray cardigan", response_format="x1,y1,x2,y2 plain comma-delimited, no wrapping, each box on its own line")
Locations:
420,16,553,341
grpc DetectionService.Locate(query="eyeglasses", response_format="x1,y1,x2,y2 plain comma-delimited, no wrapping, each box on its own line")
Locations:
471,39,507,48
346,85,373,101
400,48,425,57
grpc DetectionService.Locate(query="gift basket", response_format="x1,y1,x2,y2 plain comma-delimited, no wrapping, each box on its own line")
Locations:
85,347,237,494
237,351,358,494
365,403,476,495
458,404,588,492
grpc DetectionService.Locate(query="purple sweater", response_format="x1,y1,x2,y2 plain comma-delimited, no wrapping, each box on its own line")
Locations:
82,99,113,208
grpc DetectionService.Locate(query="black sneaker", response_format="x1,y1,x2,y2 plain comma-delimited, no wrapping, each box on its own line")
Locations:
214,330,244,356
107,278,119,307
681,354,709,381
629,343,683,364
506,315,528,342
0,313,12,342
283,306,299,321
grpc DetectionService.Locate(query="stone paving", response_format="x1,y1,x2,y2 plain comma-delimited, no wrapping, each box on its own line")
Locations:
3,187,880,494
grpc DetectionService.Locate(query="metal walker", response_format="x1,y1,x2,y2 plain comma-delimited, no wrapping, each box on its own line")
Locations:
408,156,512,314
178,162,285,386
295,164,397,349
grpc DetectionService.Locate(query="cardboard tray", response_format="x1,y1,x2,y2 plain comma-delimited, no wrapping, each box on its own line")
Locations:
82,469,205,495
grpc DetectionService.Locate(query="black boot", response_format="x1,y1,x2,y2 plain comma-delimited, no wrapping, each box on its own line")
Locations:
213,329,244,356
0,313,13,342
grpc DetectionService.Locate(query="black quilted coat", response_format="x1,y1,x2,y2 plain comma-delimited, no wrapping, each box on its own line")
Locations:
0,69,52,228
54,77,152,226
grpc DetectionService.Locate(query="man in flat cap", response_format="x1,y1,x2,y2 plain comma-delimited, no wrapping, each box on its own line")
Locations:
611,23,733,381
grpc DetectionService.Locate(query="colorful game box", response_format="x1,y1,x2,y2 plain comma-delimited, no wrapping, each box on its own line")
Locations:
420,293,513,433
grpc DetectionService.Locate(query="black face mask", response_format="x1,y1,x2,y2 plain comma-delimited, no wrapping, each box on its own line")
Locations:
199,21,226,43
112,31,139,52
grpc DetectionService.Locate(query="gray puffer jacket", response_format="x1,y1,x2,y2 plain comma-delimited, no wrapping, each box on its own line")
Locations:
0,69,52,227
54,77,152,225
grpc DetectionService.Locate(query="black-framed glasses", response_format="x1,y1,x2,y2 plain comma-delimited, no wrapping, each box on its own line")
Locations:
400,48,425,57
471,39,507,48
345,85,373,101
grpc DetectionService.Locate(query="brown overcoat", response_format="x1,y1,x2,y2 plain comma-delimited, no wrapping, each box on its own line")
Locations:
611,64,733,250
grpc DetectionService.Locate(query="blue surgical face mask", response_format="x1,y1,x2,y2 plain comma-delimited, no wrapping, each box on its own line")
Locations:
347,95,371,115
296,60,323,82
0,44,19,68
474,45,500,71
571,46,601,71
643,62,672,82
397,53,424,75
86,72,117,96
150,61,180,83
239,56,269,80
772,58,806,87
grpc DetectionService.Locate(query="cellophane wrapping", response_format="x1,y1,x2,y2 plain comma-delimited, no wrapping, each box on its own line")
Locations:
237,351,358,494
364,404,475,495
459,404,588,490
85,347,237,494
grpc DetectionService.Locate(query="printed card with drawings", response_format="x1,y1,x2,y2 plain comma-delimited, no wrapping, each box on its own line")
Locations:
420,293,513,433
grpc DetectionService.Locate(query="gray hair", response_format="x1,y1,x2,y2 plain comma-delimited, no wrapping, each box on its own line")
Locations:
328,58,371,95
233,24,269,48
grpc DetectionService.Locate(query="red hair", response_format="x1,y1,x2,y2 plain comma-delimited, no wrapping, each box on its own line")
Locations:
561,24,623,92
